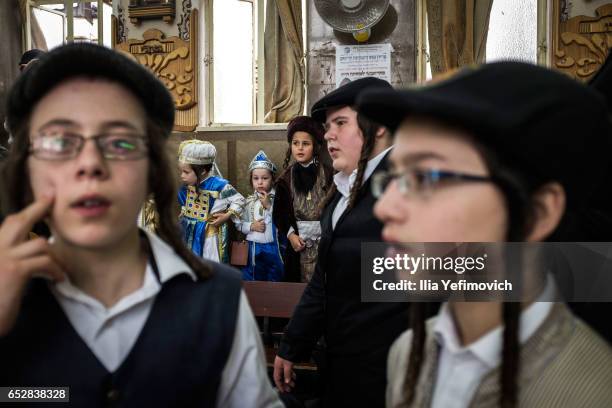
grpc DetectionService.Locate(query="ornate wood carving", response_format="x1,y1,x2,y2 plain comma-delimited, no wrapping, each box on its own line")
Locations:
111,4,127,49
117,4,128,43
552,3,612,82
116,9,199,131
177,0,192,41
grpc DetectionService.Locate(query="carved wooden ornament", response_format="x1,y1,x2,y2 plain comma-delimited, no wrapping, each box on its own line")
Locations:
116,9,199,131
553,3,612,81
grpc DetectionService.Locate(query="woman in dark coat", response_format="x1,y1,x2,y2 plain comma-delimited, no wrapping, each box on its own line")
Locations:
273,116,332,282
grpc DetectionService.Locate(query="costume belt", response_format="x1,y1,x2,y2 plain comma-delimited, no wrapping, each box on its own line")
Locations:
297,221,321,248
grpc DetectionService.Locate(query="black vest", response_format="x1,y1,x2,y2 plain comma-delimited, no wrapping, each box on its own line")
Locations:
0,262,242,408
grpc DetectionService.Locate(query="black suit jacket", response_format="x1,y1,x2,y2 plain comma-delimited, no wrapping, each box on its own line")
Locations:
278,150,409,361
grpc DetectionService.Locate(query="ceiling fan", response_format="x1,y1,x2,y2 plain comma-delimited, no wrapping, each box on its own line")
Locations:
314,0,390,42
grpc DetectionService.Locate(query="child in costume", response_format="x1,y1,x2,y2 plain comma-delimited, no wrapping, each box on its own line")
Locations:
178,140,244,263
236,151,286,281
273,116,332,282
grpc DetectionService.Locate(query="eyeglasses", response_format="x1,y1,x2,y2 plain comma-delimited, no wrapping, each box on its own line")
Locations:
29,131,148,161
371,168,494,198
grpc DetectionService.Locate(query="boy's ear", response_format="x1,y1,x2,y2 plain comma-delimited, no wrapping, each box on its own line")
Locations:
526,182,566,242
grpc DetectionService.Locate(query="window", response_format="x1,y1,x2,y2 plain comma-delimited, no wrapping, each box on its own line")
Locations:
27,0,113,51
212,0,255,124
486,0,538,63
416,0,547,82
27,0,303,128
202,0,267,126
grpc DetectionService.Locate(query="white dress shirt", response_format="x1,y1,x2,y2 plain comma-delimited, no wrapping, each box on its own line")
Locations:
431,278,555,408
331,146,392,230
50,230,283,408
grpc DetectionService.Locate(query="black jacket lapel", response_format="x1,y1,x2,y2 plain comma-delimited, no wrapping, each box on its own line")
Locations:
318,192,342,262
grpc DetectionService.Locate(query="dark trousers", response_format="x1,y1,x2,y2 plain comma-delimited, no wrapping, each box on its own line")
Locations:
320,347,388,408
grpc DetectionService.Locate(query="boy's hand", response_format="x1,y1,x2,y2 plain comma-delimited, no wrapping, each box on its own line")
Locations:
273,355,296,393
0,195,65,336
288,232,305,252
250,219,266,233
258,191,272,210
209,211,231,227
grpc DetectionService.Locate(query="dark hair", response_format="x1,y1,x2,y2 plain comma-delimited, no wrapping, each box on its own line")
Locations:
188,163,213,194
347,114,386,209
402,137,550,407
0,114,213,280
283,131,320,170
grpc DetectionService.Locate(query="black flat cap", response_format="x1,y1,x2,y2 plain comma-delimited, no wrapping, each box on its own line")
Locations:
19,49,45,66
311,76,392,123
357,61,612,215
6,43,175,136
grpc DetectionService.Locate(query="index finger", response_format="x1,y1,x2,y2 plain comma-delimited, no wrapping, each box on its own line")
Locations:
273,362,283,390
0,195,54,247
283,363,294,389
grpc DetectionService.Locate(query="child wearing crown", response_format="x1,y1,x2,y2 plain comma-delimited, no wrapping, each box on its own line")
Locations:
236,151,286,281
178,140,244,263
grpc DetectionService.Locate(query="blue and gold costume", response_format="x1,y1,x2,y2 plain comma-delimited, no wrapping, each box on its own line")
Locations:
178,176,242,263
236,151,286,281
177,140,244,263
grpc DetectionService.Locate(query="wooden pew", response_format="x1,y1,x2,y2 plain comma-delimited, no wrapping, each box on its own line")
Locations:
243,281,316,370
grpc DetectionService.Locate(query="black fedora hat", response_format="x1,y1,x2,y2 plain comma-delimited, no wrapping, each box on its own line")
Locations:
310,76,392,123
18,49,45,66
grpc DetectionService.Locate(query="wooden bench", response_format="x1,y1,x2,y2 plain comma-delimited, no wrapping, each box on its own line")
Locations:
243,281,317,371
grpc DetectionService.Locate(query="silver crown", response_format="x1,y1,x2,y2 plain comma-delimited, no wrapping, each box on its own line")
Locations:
248,150,277,173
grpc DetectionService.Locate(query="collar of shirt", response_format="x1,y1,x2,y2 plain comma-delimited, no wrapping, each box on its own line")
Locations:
51,229,196,320
299,160,315,167
433,275,555,369
333,145,392,198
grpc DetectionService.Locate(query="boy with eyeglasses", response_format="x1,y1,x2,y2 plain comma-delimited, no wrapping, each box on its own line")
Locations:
358,62,612,407
0,43,282,407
